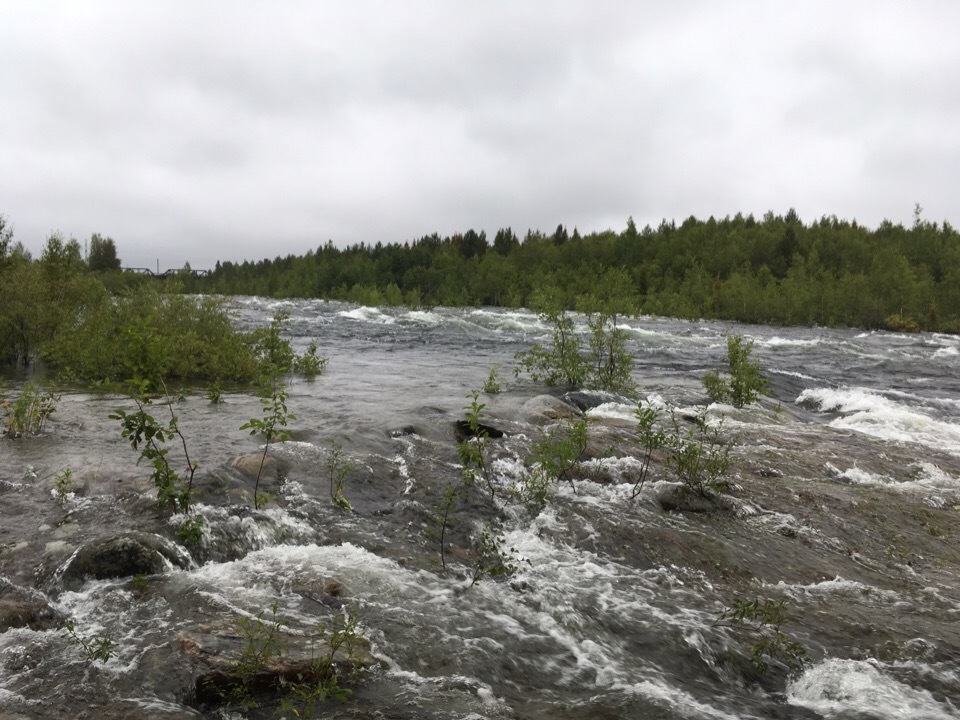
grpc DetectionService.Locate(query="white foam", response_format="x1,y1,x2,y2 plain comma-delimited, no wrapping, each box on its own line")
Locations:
787,658,959,719
798,387,960,456
400,309,443,325
763,336,822,348
587,401,637,423
337,306,395,324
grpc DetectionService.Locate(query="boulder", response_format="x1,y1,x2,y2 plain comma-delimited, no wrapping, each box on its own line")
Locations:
59,533,194,590
0,578,63,632
229,453,279,482
561,390,633,412
651,482,737,514
453,419,505,441
520,395,581,423
180,613,377,708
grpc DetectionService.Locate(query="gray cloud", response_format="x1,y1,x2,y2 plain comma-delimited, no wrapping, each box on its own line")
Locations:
2,1,959,269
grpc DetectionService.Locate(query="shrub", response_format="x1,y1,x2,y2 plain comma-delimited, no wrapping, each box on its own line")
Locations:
666,409,732,496
521,417,588,509
241,370,295,509
714,598,807,674
703,335,768,408
2,382,59,438
515,289,586,387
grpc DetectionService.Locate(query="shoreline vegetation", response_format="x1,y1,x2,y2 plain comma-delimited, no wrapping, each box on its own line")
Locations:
2,206,959,378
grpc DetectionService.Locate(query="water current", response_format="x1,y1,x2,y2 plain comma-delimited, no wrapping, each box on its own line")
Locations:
2,297,959,719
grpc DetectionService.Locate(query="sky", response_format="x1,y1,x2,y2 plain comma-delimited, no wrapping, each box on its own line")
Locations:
2,2,959,270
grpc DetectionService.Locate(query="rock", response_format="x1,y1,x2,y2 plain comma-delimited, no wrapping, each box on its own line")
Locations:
453,419,505,441
180,615,377,708
229,453,279,482
520,395,582,423
561,390,633,412
59,533,194,590
0,578,63,632
651,483,737,513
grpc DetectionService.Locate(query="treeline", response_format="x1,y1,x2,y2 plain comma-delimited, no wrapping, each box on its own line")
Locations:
184,209,960,333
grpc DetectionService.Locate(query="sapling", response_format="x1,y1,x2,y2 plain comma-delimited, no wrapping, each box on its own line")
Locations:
327,442,352,510
632,400,667,498
703,335,768,408
714,598,807,674
241,371,295,509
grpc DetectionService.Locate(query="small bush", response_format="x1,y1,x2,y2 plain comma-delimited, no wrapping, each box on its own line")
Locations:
703,335,768,408
2,382,59,438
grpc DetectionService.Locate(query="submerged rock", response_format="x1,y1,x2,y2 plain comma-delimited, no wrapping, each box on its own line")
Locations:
0,578,63,632
180,614,377,708
59,532,193,590
453,419,505,441
520,394,582,423
652,482,738,513
228,452,279,481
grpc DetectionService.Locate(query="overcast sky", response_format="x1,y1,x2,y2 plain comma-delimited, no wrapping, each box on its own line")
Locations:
2,2,959,269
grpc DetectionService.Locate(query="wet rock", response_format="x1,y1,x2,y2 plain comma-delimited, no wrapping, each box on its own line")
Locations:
561,390,633,412
0,578,63,632
180,616,377,708
520,395,581,423
59,532,193,590
652,482,737,513
453,419,505,441
229,453,279,482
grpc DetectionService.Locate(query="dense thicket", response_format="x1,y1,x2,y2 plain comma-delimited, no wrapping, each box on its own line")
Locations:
0,219,262,380
184,210,960,333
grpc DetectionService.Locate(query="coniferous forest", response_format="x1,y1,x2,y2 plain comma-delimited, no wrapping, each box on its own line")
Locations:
182,209,960,333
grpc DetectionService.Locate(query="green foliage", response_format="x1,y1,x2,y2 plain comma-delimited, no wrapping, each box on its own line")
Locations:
279,607,366,716
482,365,502,395
251,310,296,372
177,514,205,546
517,287,636,394
715,598,807,674
293,341,329,378
469,523,527,587
63,620,115,663
430,473,467,571
2,382,59,438
184,210,960,333
206,379,224,404
43,286,261,383
515,288,586,387
703,335,768,408
666,410,732,496
585,310,635,394
53,467,74,505
521,417,588,508
241,371,295,509
87,233,121,272
229,601,287,710
109,322,199,515
327,442,352,511
458,391,493,497
632,400,668,499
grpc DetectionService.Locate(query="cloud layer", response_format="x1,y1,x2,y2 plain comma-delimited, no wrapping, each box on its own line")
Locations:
2,2,958,269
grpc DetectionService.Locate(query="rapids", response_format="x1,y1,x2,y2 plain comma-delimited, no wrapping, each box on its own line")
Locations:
1,297,959,719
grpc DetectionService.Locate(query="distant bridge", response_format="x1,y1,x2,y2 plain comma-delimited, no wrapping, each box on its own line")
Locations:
122,267,210,280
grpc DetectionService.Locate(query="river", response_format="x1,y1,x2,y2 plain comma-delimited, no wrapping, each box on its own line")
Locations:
1,297,959,719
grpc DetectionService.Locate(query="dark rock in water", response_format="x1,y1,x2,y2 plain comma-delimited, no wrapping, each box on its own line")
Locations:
181,615,377,708
520,395,582,423
59,532,193,590
389,424,420,437
561,390,633,412
0,578,63,631
453,419,505,441
652,483,737,513
228,453,279,481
